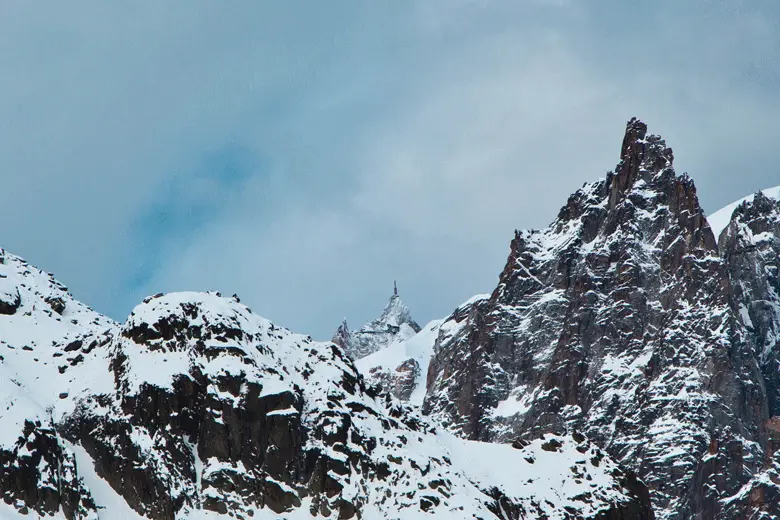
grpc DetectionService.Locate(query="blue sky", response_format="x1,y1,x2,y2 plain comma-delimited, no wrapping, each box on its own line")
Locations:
2,1,780,339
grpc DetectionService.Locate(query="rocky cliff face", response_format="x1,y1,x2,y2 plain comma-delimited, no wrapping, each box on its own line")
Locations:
715,189,780,517
719,191,780,417
422,119,778,520
332,287,421,360
14,117,779,520
0,248,651,519
354,316,443,404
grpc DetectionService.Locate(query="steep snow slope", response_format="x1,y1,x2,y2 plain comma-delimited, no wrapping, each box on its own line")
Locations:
0,248,112,519
356,294,490,404
0,247,116,448
0,249,651,519
356,319,442,405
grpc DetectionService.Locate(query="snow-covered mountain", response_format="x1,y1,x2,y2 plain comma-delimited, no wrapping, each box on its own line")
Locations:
714,188,780,518
332,284,421,360
707,186,780,241
355,294,489,405
0,248,651,519
352,120,780,520
9,117,780,520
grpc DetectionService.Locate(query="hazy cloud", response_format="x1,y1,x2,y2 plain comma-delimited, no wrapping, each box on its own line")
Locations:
2,2,780,338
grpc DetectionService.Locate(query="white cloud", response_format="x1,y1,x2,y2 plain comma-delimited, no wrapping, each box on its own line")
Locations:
3,2,780,338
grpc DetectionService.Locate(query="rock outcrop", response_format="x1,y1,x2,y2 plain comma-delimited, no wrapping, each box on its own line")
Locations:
719,191,780,417
332,285,421,360
0,419,98,519
422,119,776,519
0,248,651,519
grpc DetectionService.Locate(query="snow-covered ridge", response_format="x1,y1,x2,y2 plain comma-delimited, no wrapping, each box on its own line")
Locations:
707,185,780,240
0,248,116,446
115,291,299,396
0,247,650,519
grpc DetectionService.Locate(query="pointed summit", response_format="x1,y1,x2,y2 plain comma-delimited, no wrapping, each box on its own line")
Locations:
332,284,421,359
607,117,674,210
332,318,351,352
424,118,762,518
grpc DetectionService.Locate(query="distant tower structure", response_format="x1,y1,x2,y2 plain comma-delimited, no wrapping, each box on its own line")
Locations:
394,280,398,296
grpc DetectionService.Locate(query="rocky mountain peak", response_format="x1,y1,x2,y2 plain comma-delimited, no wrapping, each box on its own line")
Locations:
333,317,350,345
0,245,653,520
726,189,780,239
332,284,421,360
423,119,772,519
708,186,780,244
377,292,418,330
610,118,674,203
719,190,780,264
497,119,717,313
604,119,710,251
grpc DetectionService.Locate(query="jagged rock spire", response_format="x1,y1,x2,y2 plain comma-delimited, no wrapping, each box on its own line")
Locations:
332,318,351,351
332,284,421,360
424,118,768,519
608,117,674,210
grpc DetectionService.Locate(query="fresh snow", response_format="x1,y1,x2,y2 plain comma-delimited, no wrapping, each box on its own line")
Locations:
443,432,629,520
355,293,490,405
334,291,421,360
356,319,442,406
707,185,780,240
456,293,491,309
0,248,642,519
67,442,148,520
0,248,116,447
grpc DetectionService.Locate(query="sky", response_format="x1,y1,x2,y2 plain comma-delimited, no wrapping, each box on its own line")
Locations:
2,1,780,340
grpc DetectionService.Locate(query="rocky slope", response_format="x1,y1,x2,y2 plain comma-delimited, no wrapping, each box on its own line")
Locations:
417,119,780,520
332,284,421,360
715,188,780,518
0,248,651,519
355,295,489,404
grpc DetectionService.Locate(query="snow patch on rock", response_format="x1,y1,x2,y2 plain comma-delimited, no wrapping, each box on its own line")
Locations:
707,185,780,240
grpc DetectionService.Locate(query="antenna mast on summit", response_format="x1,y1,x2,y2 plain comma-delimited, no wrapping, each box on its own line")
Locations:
394,280,398,296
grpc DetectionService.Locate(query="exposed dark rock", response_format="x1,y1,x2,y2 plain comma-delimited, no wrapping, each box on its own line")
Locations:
719,191,780,417
0,287,20,315
52,294,589,519
424,119,773,519
0,420,98,519
45,296,66,315
366,358,421,401
393,358,420,400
